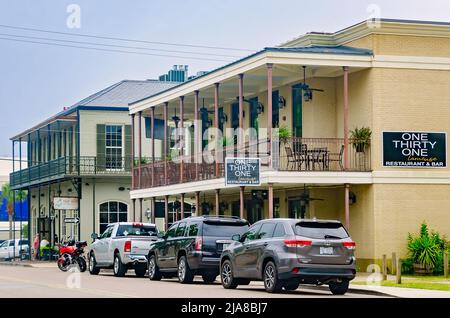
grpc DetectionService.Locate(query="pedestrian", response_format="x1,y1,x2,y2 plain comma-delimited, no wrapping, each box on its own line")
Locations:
33,233,40,260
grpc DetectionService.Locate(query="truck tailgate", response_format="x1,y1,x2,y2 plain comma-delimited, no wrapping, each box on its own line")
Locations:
129,237,157,255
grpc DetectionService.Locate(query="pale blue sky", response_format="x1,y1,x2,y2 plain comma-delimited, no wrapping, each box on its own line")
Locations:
1,0,450,156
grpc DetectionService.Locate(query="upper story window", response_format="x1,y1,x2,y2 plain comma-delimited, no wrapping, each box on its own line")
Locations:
105,125,123,170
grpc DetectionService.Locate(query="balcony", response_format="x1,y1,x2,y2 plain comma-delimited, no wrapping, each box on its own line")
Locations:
10,156,132,189
132,137,371,189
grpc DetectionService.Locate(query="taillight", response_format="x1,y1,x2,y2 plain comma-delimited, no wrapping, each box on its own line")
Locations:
124,240,131,252
132,223,143,227
284,239,312,248
343,241,356,250
195,237,202,251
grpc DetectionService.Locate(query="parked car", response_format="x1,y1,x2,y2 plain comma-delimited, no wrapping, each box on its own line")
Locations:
148,215,250,284
88,222,159,277
0,239,29,260
220,218,356,294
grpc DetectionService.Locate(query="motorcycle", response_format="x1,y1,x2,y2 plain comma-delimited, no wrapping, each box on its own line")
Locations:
57,239,88,272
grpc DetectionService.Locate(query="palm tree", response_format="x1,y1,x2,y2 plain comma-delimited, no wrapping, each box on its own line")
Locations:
0,183,27,240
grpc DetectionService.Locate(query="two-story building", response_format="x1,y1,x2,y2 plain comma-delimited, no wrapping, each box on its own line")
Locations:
9,79,177,244
129,19,450,271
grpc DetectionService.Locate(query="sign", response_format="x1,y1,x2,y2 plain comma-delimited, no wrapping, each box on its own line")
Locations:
225,158,261,186
64,217,79,224
382,131,447,168
53,197,79,210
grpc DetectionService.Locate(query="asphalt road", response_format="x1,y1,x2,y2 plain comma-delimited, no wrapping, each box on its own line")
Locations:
0,265,382,298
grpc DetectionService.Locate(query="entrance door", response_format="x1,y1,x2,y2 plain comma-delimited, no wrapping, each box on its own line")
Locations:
246,199,262,224
292,85,303,137
38,217,52,242
272,90,280,128
231,103,239,146
288,199,308,219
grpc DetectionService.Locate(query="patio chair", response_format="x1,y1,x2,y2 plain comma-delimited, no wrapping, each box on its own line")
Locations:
310,147,328,170
327,145,344,170
284,145,297,170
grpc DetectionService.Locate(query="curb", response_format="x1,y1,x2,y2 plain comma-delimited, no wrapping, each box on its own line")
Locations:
0,261,33,267
300,284,397,297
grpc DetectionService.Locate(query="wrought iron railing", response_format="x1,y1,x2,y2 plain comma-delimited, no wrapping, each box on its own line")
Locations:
132,137,371,190
10,156,133,188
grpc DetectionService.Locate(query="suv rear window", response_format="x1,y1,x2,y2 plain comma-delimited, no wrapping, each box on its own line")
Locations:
295,222,349,239
203,220,249,237
116,224,158,237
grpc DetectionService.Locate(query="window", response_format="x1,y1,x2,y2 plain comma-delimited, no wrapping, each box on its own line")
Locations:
187,222,201,236
295,222,349,239
105,125,123,170
116,224,157,237
100,226,113,238
258,223,276,240
99,201,128,234
176,222,187,237
273,223,287,238
166,223,178,239
244,223,262,242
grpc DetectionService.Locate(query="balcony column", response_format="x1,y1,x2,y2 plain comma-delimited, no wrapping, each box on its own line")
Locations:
138,111,143,188
131,114,135,189
214,83,220,177
132,199,136,221
240,186,245,219
47,124,51,162
181,193,185,220
151,107,155,187
345,184,350,230
57,121,62,158
164,102,168,185
343,66,349,170
194,90,200,180
268,183,274,218
164,195,169,231
139,198,143,222
238,74,244,156
151,197,156,224
195,191,200,217
267,63,273,168
179,96,185,183
215,189,220,216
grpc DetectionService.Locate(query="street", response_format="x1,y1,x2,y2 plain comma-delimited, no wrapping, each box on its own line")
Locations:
0,265,382,298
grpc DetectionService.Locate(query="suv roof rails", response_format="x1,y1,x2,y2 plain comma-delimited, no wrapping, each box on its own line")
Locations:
200,215,242,219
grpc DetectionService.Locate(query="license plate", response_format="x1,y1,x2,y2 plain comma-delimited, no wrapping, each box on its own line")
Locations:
319,247,333,255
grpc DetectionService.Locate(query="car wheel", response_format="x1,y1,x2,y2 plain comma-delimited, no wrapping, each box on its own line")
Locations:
329,279,349,295
113,254,127,277
263,261,283,293
88,253,100,275
134,263,147,277
178,256,194,284
202,272,217,283
220,260,239,289
283,281,300,291
148,255,162,281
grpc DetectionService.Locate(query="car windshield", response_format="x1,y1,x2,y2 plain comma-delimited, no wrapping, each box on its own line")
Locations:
116,225,158,237
0,241,7,248
295,222,349,239
203,221,249,237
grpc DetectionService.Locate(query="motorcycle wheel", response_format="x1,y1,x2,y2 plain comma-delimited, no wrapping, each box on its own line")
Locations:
77,257,87,272
57,254,72,272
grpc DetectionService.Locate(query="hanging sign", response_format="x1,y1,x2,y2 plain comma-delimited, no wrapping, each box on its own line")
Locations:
53,197,79,210
225,158,261,186
382,131,447,168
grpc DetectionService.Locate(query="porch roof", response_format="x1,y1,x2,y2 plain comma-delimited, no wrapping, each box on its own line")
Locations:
129,45,373,114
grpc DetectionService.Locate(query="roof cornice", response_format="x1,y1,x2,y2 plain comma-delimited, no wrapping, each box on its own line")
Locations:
280,19,450,48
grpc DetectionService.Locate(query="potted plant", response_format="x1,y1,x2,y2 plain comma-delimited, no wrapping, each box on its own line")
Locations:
407,222,442,275
350,127,372,153
276,125,291,144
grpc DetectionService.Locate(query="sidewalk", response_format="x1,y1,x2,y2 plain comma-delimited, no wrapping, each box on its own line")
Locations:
0,260,55,268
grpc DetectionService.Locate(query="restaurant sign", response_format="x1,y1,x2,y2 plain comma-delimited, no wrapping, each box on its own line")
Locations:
382,131,447,168
225,158,261,186
53,197,79,210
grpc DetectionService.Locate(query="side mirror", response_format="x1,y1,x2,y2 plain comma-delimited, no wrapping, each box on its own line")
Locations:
232,234,241,242
157,232,165,239
91,233,98,241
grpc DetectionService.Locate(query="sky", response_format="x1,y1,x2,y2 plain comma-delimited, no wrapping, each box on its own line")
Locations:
1,0,450,156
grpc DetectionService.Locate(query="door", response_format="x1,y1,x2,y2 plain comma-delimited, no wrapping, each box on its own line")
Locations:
249,97,259,148
0,241,8,259
272,90,280,128
95,226,113,264
158,223,178,269
288,198,308,219
292,84,303,137
234,223,262,278
172,221,187,268
246,199,263,224
254,222,277,278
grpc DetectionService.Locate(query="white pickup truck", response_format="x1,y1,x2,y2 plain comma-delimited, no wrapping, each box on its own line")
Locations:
88,222,159,277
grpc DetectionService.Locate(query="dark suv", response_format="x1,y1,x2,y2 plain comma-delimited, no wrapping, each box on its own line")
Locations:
220,218,356,294
147,215,250,284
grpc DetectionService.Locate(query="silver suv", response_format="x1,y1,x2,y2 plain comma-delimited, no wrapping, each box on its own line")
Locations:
220,218,356,294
